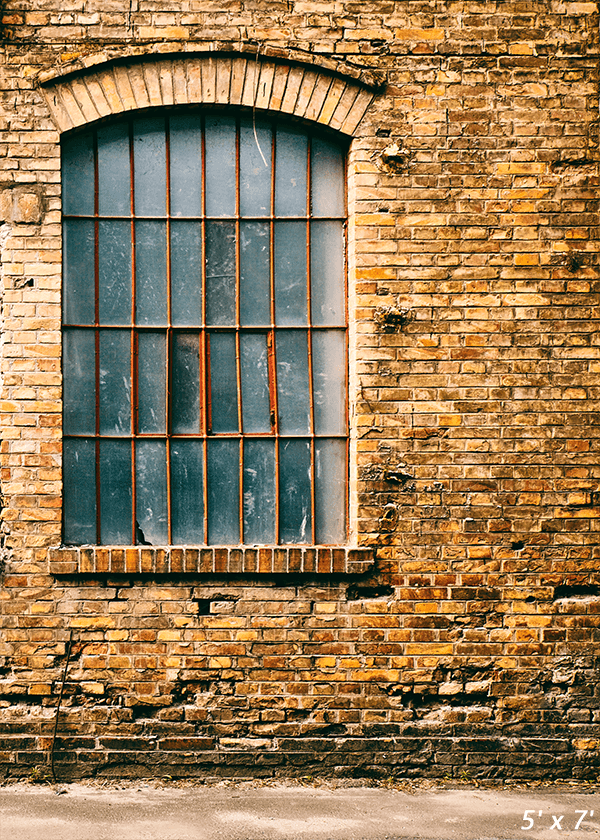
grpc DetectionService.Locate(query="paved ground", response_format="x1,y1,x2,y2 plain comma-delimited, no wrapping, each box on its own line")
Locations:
0,780,598,840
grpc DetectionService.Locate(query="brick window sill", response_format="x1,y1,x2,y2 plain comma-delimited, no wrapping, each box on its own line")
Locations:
49,546,374,576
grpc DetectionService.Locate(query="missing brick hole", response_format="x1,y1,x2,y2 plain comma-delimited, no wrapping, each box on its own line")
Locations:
567,253,585,273
347,584,394,601
553,584,600,600
511,541,525,550
194,599,212,615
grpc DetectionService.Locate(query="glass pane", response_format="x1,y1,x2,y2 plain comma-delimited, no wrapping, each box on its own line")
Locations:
97,122,130,216
133,116,166,217
205,116,236,217
171,221,203,326
312,330,346,436
310,221,345,326
315,439,346,544
240,118,271,217
243,439,276,544
63,438,96,545
171,439,204,544
169,113,203,217
99,439,132,544
62,132,94,216
240,333,271,433
207,439,240,544
99,330,131,435
274,221,307,326
276,330,310,435
171,332,200,434
205,221,236,326
311,137,344,217
63,329,96,435
137,332,166,434
240,222,270,326
135,440,168,545
98,221,132,325
209,331,238,434
279,438,311,544
135,221,167,325
275,127,307,216
63,220,95,325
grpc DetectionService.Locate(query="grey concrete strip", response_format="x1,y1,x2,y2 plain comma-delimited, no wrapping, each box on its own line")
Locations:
0,782,598,840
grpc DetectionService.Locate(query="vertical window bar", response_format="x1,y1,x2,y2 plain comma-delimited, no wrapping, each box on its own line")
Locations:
269,123,280,544
235,119,245,542
306,137,316,543
129,119,138,544
93,129,101,545
165,116,173,544
201,115,209,543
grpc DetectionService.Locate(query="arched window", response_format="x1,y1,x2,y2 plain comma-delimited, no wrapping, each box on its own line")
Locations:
61,112,347,546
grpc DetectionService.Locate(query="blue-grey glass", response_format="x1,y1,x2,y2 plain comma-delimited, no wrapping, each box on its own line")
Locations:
240,118,271,217
99,330,131,435
63,329,96,435
275,127,307,216
274,221,307,325
135,440,168,545
171,439,204,544
99,439,132,544
137,332,166,433
171,332,200,434
209,331,238,434
205,221,236,326
98,221,132,325
279,438,312,544
207,439,240,544
63,220,95,325
312,330,346,436
311,136,345,217
240,333,270,433
63,438,96,545
243,439,276,544
135,221,167,325
310,221,345,326
169,113,203,217
240,222,270,326
171,221,203,326
205,116,236,217
97,122,130,216
133,116,166,217
315,438,346,544
62,132,94,217
276,330,310,434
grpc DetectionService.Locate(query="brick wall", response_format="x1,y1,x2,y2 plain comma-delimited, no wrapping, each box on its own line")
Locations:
1,0,599,781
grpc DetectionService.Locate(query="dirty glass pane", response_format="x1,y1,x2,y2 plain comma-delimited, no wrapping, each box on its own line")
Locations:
99,439,132,544
207,439,240,544
97,122,130,216
63,220,95,325
99,330,131,435
63,438,96,545
171,221,203,326
171,332,200,434
275,127,307,216
171,439,204,544
240,332,270,433
240,118,271,217
169,113,203,217
311,137,344,217
133,117,166,217
279,438,311,544
315,439,346,544
98,221,132,325
63,329,96,435
310,221,344,326
240,222,270,326
135,440,168,545
243,439,276,545
274,221,307,326
312,330,346,435
135,221,168,325
137,332,166,434
205,116,236,217
209,331,238,434
276,330,310,434
205,221,236,326
62,132,95,217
